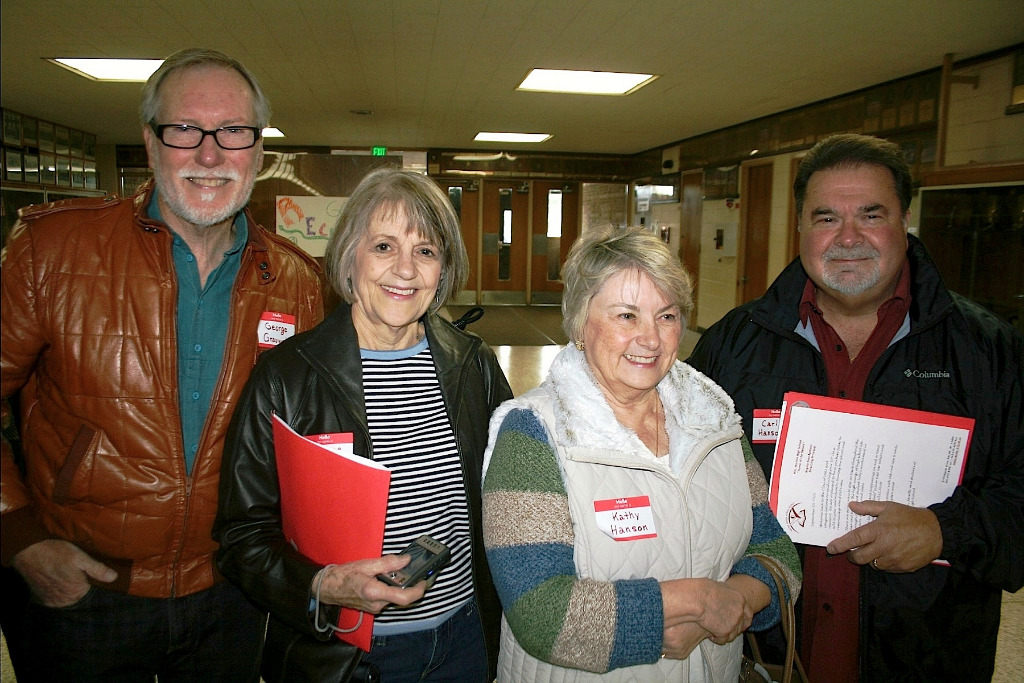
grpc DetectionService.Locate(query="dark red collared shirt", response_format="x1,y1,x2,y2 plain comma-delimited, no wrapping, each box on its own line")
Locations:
796,263,911,682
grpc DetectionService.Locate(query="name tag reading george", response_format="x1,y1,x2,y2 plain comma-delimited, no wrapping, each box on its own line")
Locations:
594,496,657,541
258,311,297,349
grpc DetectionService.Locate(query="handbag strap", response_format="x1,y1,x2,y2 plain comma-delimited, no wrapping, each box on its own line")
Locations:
750,554,808,683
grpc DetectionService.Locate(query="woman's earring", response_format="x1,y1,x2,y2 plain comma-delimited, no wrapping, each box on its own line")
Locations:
575,340,585,350
347,277,353,294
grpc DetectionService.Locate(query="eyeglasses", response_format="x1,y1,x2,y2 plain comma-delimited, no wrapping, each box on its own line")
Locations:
151,123,261,150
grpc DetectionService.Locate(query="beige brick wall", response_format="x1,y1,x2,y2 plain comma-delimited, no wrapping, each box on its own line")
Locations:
946,54,1024,166
580,183,628,234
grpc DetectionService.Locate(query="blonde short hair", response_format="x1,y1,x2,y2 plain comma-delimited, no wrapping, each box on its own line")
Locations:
561,224,693,342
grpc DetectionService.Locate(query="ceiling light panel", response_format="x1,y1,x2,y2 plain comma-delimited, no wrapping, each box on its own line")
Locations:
517,69,657,95
474,132,552,143
49,58,163,82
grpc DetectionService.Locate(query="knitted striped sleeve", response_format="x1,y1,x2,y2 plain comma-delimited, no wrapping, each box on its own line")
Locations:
482,408,664,673
730,436,803,631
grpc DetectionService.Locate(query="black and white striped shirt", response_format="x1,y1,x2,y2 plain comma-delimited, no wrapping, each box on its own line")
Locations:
361,338,474,631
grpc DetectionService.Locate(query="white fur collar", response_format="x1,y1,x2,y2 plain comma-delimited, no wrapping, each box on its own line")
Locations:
544,344,741,473
482,345,742,480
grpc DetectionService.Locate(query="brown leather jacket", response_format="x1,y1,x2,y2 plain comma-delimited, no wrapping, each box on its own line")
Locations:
0,182,324,598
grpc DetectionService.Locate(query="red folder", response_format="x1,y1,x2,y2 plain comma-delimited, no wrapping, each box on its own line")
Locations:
769,392,974,515
767,392,973,565
271,414,391,652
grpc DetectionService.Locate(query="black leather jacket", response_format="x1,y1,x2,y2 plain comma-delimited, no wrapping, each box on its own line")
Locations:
214,304,513,682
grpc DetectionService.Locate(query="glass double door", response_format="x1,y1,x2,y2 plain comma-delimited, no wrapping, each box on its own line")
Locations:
439,179,578,305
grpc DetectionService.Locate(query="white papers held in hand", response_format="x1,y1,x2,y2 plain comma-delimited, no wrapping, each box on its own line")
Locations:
768,392,973,548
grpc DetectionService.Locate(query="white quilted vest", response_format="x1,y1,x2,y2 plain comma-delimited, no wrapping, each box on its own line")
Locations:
485,346,752,683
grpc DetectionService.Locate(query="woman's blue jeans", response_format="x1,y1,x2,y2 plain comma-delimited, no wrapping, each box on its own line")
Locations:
361,601,488,682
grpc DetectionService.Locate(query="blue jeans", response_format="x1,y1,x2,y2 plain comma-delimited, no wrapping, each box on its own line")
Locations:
17,580,265,683
362,601,488,682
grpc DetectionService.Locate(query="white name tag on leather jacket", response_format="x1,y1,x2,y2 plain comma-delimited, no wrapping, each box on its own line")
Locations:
258,311,297,349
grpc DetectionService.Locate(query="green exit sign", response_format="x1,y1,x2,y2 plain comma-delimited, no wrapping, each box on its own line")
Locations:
371,146,387,156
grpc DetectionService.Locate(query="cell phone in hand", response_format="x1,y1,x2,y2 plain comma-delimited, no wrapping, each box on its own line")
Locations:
376,535,451,588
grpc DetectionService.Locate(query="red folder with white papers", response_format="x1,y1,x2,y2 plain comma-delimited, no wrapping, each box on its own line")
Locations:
272,414,391,651
768,392,973,549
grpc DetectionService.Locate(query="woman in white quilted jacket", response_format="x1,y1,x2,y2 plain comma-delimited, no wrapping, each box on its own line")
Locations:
482,224,801,682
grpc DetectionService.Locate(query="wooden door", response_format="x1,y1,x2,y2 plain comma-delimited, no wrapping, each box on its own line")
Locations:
481,180,529,303
737,161,773,304
435,180,480,304
679,170,703,327
787,156,803,264
531,181,579,304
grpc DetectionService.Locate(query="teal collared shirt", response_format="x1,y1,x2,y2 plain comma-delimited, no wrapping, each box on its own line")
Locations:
148,193,248,474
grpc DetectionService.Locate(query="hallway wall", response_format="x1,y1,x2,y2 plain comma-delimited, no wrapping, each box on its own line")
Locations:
674,50,1022,330
946,53,1024,165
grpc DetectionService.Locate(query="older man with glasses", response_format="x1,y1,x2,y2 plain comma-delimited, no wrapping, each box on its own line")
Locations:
1,48,323,682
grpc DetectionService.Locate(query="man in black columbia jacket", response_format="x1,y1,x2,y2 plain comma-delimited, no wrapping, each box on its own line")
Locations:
687,134,1023,682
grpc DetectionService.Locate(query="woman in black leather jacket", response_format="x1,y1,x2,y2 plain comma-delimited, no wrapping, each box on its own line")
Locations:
214,168,513,683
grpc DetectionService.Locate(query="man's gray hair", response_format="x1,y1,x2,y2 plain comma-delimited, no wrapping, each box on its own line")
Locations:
139,48,271,128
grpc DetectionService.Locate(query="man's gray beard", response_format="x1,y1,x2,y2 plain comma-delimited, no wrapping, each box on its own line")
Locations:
154,167,253,229
821,245,881,296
